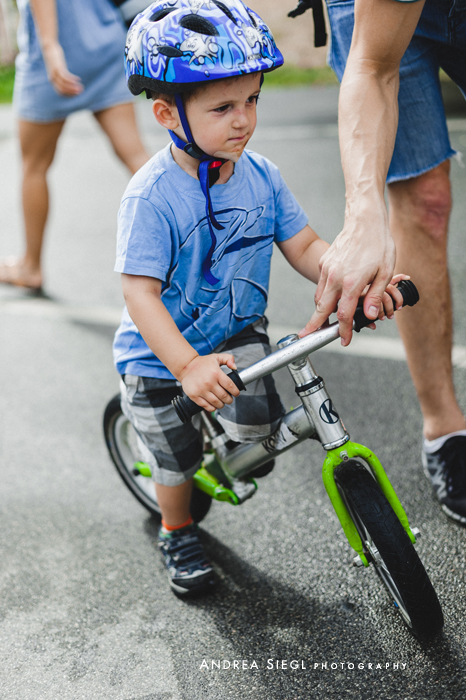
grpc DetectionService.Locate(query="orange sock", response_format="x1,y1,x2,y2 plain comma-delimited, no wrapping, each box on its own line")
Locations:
161,516,194,531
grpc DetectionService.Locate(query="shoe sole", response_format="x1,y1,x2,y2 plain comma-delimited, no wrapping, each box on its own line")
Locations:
169,575,217,597
441,504,466,526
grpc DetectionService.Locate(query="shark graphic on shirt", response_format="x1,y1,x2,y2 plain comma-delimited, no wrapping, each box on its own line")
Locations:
162,205,274,350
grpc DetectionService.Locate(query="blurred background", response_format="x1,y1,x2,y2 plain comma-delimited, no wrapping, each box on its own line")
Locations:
1,0,465,111
1,3,466,699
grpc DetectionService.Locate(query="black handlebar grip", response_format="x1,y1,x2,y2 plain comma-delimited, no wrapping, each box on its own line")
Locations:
353,279,420,332
171,393,203,424
171,369,246,424
397,278,420,307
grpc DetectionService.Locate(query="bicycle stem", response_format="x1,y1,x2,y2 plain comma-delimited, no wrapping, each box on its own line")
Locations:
238,321,341,387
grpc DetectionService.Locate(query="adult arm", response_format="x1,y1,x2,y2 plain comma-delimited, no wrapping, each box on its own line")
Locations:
29,0,83,96
302,0,425,345
121,274,240,411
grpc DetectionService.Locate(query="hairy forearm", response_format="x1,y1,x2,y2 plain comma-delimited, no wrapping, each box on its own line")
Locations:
339,0,425,226
339,62,398,215
287,0,426,343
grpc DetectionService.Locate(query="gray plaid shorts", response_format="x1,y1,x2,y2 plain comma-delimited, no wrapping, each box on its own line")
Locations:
120,318,285,486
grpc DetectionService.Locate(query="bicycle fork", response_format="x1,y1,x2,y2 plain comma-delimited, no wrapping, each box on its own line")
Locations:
277,334,419,567
191,332,419,567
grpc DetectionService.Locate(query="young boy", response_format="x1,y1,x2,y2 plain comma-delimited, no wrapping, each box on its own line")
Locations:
113,0,405,597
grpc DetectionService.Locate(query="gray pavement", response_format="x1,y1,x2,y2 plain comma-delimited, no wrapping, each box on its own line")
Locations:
1,87,466,700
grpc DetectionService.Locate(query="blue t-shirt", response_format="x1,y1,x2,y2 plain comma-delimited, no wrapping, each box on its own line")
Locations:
113,145,308,379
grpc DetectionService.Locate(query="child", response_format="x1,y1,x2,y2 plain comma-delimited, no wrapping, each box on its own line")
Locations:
113,0,405,596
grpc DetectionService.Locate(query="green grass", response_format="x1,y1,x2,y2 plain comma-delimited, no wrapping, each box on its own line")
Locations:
263,64,338,88
0,64,15,103
0,63,337,105
0,63,455,103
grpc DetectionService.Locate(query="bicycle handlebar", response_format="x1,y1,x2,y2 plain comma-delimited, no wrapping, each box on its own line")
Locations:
172,279,419,424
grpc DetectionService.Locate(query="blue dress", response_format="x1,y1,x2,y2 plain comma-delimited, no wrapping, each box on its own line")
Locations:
14,0,131,122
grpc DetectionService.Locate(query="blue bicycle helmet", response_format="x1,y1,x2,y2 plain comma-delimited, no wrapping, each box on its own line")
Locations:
125,0,283,95
125,0,284,284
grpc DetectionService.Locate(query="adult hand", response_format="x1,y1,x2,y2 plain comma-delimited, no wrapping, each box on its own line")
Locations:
179,353,240,412
42,42,83,96
298,214,396,345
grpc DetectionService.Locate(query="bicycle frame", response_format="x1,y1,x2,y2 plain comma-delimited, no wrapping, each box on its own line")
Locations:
188,321,418,567
108,279,445,638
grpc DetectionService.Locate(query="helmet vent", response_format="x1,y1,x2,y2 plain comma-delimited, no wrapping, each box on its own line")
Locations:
247,11,258,28
212,1,237,24
149,8,175,22
179,14,219,36
158,46,183,57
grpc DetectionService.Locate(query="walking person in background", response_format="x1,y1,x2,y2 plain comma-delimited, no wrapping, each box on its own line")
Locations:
0,0,150,293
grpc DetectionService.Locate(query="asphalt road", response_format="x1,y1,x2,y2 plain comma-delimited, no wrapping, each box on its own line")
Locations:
1,87,466,700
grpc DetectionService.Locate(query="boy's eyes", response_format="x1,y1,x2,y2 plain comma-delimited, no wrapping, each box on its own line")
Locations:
212,95,260,113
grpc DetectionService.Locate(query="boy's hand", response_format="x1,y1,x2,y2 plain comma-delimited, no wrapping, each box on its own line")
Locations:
179,354,240,412
365,273,410,329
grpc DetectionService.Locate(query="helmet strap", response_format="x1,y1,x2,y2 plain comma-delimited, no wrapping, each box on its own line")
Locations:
169,93,228,286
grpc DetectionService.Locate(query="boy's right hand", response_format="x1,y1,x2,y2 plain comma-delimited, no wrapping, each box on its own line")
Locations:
179,353,240,412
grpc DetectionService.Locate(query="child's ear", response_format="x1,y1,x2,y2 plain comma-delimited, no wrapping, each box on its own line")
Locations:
152,99,179,130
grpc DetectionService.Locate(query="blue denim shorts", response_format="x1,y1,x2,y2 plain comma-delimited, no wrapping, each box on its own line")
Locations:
325,0,466,182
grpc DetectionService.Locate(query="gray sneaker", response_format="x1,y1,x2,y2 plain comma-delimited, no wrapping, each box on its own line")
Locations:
158,523,217,596
422,436,466,525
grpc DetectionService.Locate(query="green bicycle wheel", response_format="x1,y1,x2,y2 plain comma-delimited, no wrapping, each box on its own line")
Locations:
334,459,444,641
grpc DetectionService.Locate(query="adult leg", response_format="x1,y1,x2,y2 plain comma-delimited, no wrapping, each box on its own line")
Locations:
93,102,149,175
0,119,65,290
388,159,466,441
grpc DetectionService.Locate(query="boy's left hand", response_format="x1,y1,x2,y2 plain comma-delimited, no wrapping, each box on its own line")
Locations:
364,273,410,329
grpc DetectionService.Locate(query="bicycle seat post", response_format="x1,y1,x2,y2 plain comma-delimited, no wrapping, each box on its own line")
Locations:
277,334,349,451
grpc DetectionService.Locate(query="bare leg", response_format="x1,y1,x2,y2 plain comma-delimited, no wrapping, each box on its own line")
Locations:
93,102,149,175
388,160,466,441
0,119,65,290
155,478,193,527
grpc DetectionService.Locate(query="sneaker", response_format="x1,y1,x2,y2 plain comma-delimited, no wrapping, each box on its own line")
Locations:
422,435,466,525
158,523,217,596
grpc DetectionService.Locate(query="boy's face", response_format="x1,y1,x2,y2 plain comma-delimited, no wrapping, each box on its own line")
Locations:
183,72,261,160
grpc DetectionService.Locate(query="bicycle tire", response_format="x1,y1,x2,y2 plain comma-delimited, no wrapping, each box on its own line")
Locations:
334,459,444,641
103,394,212,523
